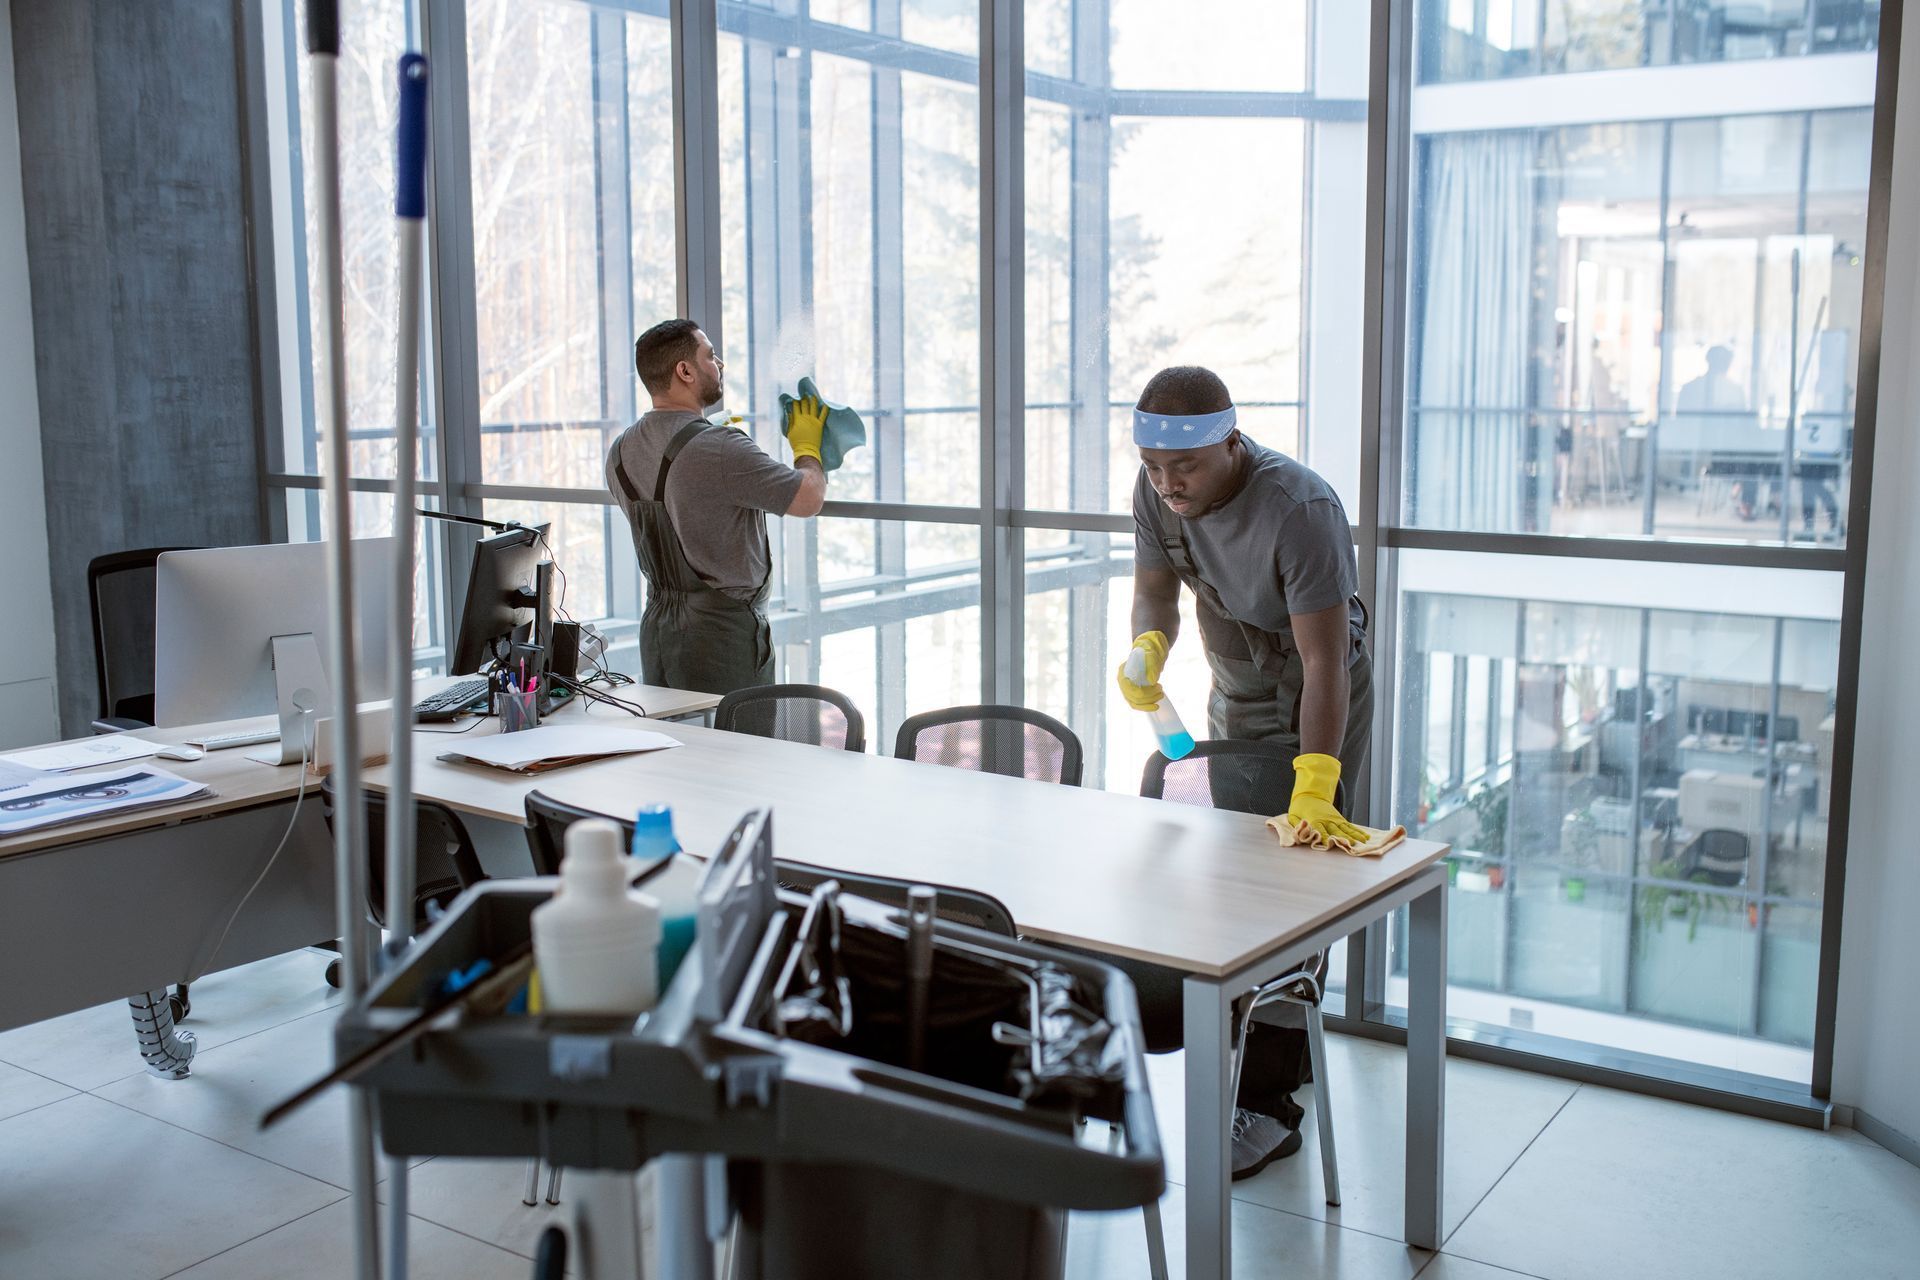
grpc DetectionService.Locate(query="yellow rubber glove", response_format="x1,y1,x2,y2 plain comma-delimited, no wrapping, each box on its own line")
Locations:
1286,753,1371,847
785,393,827,465
1116,631,1170,712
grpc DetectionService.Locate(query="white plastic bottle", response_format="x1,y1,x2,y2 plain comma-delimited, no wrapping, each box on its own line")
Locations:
532,818,662,1016
630,805,701,991
1123,649,1195,760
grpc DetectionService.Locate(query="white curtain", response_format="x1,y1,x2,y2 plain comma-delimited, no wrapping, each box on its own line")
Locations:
1412,131,1535,532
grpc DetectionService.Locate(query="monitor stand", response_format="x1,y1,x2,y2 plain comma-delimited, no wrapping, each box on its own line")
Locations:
265,631,330,766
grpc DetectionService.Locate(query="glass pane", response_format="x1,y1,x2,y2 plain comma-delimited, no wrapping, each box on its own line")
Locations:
283,0,432,481
466,1,673,490
1404,108,1872,546
1108,0,1307,92
717,16,980,510
1391,566,1841,1082
1419,0,1881,83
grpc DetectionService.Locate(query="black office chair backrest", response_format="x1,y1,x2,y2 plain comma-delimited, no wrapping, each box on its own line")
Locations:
88,546,199,727
320,777,486,931
524,790,636,877
1681,828,1750,888
775,858,1017,938
1142,739,1349,817
715,683,866,753
893,704,1084,787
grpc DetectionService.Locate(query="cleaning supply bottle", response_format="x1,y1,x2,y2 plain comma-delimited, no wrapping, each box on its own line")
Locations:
630,805,702,992
1123,649,1195,760
531,819,661,1015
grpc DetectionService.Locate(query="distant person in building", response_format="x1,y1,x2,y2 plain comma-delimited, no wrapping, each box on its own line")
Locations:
1119,365,1372,1179
606,319,828,694
1674,345,1759,519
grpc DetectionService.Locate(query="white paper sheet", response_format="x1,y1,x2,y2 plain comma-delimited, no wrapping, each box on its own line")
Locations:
438,724,683,772
3,735,165,773
0,765,212,836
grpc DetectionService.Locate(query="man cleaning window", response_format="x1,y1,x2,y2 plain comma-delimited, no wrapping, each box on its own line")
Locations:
606,319,829,695
1120,365,1373,1178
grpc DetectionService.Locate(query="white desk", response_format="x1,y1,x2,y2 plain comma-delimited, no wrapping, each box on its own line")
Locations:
6,699,1448,1278
366,719,1452,1276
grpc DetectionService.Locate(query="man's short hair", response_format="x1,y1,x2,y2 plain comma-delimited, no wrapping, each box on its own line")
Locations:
1137,366,1232,417
635,319,703,395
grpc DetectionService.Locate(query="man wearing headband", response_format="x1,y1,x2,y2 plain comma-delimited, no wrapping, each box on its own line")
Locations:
1120,365,1371,1179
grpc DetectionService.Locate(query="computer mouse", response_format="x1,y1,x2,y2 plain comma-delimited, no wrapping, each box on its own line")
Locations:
155,745,205,762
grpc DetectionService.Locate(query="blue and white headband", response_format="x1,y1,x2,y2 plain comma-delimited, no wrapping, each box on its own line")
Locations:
1132,405,1237,450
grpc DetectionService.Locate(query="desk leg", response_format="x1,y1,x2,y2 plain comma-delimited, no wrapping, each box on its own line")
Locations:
1184,976,1233,1280
1405,878,1447,1250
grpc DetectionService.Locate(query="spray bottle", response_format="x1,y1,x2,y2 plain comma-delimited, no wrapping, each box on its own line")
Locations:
1123,648,1195,760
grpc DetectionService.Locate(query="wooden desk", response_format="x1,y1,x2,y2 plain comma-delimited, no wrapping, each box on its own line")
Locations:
0,684,721,1032
372,719,1452,1276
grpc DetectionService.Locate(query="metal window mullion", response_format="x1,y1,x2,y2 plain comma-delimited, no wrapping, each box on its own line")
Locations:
1748,615,1787,1037
1356,0,1418,1025
420,0,485,647
591,13,637,429
672,0,724,334
1646,120,1675,537
874,0,908,745
1065,0,1112,785
776,19,819,680
980,0,1024,711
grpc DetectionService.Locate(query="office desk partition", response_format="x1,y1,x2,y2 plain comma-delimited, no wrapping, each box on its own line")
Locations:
5,693,1448,1279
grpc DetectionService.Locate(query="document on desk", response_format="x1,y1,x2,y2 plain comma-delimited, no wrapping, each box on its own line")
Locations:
0,766,212,836
3,735,166,773
436,724,684,773
0,758,49,795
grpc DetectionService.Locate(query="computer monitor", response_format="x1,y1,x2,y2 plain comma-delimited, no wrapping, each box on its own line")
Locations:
450,524,552,677
153,539,395,726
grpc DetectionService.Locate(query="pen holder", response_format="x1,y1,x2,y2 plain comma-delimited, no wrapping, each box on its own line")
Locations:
499,689,541,734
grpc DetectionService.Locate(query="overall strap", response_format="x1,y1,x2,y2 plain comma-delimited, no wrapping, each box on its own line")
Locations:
654,420,713,502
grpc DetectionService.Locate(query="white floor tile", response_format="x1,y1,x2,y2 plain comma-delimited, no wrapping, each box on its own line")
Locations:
399,1155,570,1259
1148,1033,1577,1243
93,1006,377,1190
0,1059,76,1122
0,1093,343,1280
1418,1255,1549,1279
1067,1184,1433,1280
0,950,338,1091
1444,1085,1920,1280
169,1197,540,1280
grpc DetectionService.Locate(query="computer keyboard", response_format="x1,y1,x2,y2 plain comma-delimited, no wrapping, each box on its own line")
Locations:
191,728,281,751
413,678,492,723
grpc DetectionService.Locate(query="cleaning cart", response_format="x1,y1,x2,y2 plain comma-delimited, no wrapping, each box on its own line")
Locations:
334,808,1164,1279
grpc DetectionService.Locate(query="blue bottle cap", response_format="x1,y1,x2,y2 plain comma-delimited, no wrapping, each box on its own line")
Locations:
631,804,681,855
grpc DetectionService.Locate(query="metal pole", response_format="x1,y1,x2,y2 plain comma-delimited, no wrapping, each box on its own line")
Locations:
381,50,431,1280
305,5,383,1278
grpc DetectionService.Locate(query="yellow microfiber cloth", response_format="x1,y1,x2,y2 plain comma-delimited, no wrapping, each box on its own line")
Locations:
1266,816,1408,858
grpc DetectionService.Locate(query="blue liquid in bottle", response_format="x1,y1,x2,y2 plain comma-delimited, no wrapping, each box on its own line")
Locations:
1148,701,1195,761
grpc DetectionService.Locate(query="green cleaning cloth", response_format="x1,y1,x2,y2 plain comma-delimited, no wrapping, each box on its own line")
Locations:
777,376,867,473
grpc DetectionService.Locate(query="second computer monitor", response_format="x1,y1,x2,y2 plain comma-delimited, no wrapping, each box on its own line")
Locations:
450,523,552,676
154,539,395,727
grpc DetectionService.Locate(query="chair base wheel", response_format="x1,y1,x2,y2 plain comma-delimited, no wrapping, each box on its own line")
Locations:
325,959,342,989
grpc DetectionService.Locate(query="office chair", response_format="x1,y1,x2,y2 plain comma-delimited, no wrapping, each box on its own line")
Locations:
773,859,1017,937
1136,740,1344,1209
317,777,486,988
88,546,199,732
1679,828,1750,888
893,704,1084,787
714,683,866,753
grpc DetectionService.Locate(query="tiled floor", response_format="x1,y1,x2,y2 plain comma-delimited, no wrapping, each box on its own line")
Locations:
3,952,1916,1279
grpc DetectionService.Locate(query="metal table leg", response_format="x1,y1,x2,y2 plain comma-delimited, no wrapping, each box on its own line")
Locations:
1404,878,1448,1250
1183,976,1234,1280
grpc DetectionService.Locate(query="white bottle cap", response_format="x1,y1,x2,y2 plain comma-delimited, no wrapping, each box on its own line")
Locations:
561,819,627,892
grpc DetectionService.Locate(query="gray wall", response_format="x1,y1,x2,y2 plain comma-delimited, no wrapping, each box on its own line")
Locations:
12,0,265,735
0,0,59,748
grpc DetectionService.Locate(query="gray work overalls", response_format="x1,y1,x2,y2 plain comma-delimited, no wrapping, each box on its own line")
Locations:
1144,491,1373,816
611,419,775,696
1145,489,1374,1122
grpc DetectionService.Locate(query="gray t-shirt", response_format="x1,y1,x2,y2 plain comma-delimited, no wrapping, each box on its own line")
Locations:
606,410,803,603
1132,438,1363,640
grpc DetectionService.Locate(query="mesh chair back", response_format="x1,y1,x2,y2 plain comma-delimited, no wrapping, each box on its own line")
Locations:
321,777,485,931
1682,828,1750,887
715,683,866,752
775,859,1017,937
1142,739,1301,816
893,705,1084,787
524,790,636,877
89,547,199,725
